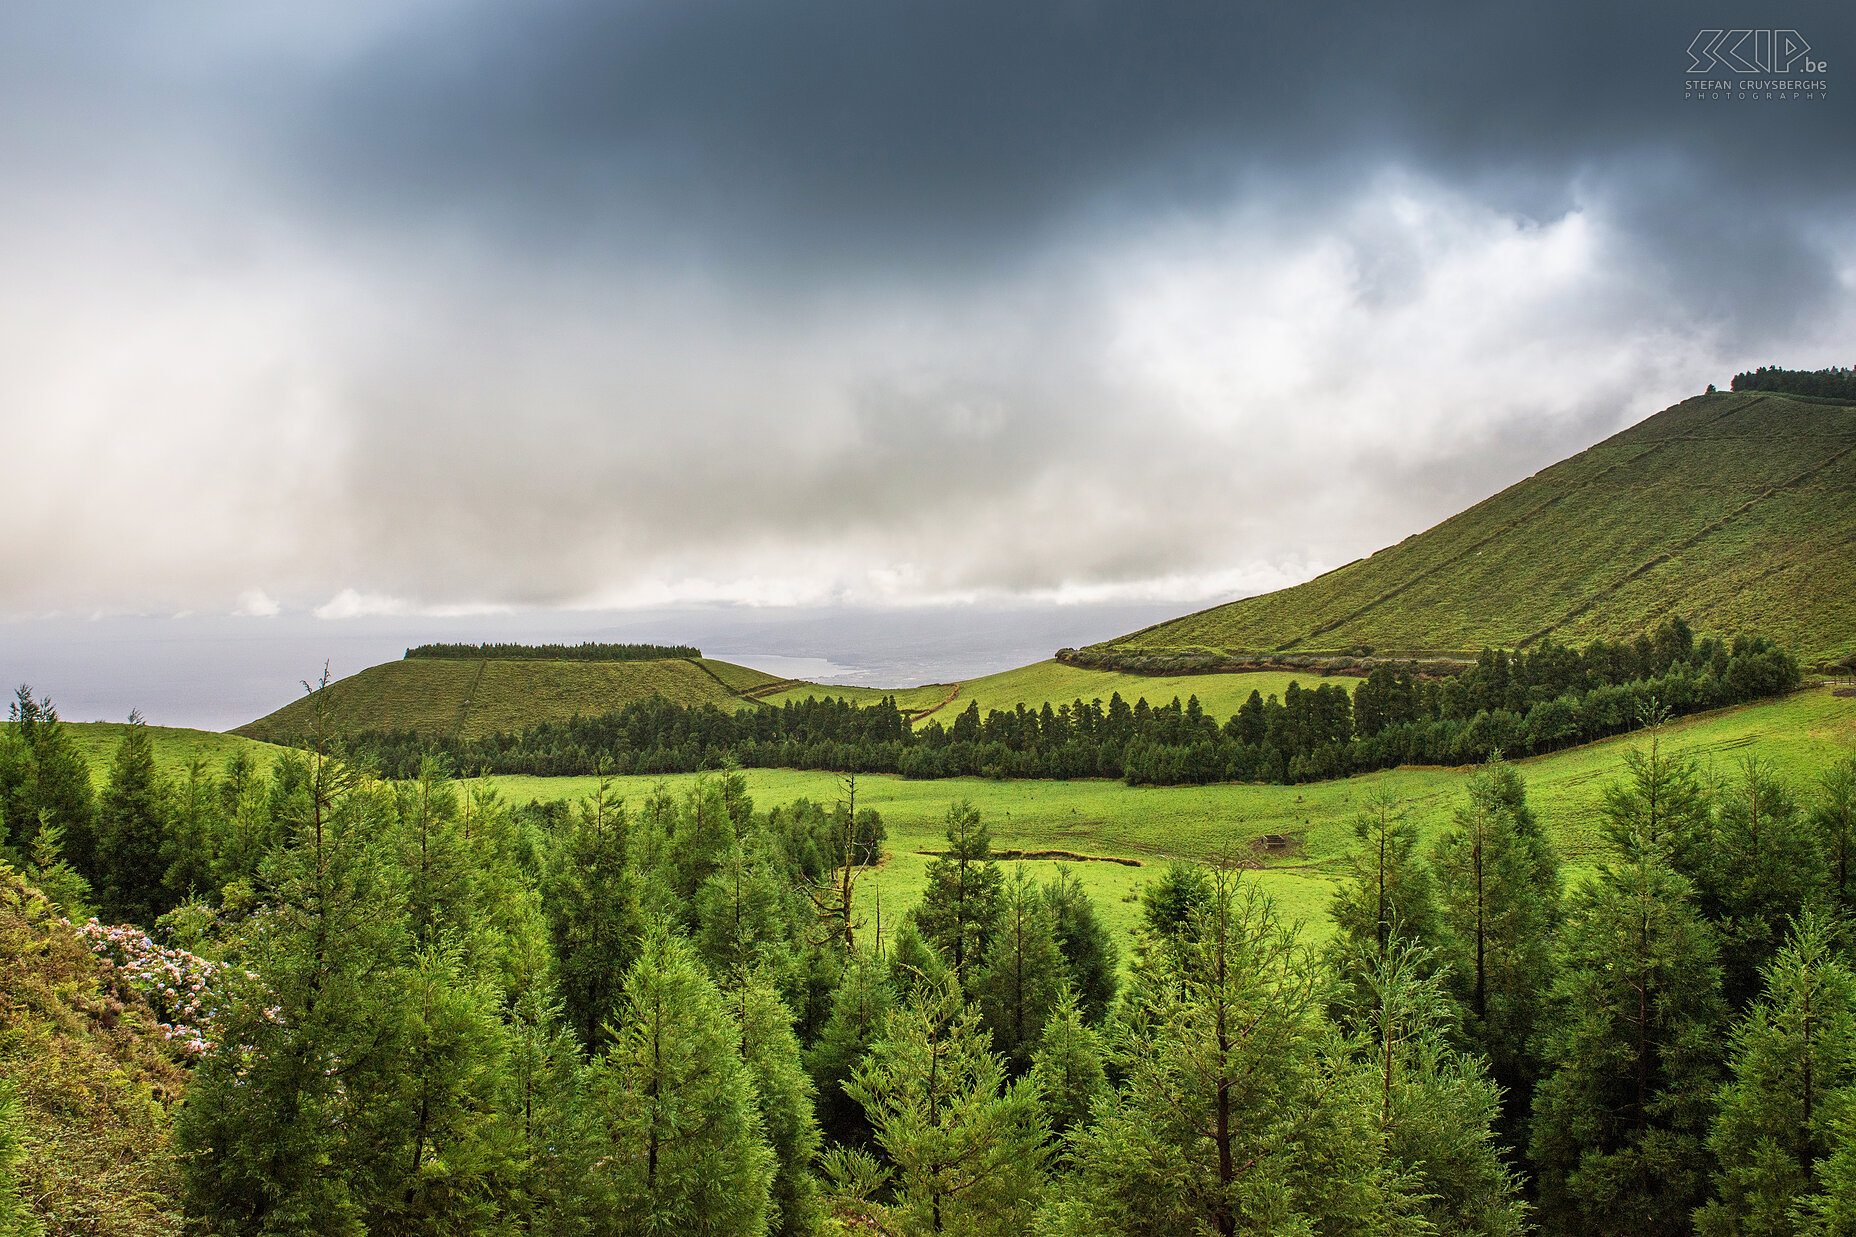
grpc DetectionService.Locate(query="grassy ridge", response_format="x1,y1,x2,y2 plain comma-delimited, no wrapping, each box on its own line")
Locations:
756,661,1358,727
472,684,1856,947
756,680,957,715
935,662,1354,723
232,656,784,744
66,722,284,784
1105,392,1856,666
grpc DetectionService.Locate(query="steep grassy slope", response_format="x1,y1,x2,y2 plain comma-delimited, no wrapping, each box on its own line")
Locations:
234,656,784,743
1098,391,1856,667
0,867,186,1234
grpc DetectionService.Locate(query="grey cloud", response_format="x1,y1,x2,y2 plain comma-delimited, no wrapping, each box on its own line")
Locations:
289,2,1854,261
0,2,1851,622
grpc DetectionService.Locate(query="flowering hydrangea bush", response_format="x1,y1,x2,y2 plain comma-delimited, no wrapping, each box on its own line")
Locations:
76,919,229,1057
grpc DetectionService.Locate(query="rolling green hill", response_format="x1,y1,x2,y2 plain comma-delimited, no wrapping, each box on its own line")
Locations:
757,662,1357,726
66,723,285,784
233,656,785,744
1090,390,1856,669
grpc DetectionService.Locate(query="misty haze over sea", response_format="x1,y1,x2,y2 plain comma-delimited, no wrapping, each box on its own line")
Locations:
0,602,1186,732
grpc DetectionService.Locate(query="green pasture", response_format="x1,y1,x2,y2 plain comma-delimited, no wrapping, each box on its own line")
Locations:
66,723,284,785
470,684,1856,950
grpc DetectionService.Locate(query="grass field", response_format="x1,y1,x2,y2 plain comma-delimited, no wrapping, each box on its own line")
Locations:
1104,392,1856,667
757,661,1359,728
470,683,1856,950
756,680,959,716
233,656,784,742
65,723,286,785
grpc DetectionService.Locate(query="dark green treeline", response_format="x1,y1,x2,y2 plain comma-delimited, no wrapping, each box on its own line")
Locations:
1731,365,1856,401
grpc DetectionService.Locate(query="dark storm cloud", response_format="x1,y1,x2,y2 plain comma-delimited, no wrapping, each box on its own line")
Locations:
0,1,1851,620
296,0,1852,272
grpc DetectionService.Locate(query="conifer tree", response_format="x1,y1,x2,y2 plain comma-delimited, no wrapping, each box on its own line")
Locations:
1815,755,1856,916
913,800,1003,988
1328,791,1441,1020
1688,758,1826,1010
1799,1105,1856,1236
1030,985,1107,1141
696,823,806,1000
0,727,32,862
179,739,412,1234
504,992,594,1235
1695,914,1856,1237
1060,868,1415,1236
886,918,948,1003
975,866,1067,1072
94,713,175,924
1349,936,1527,1237
736,977,824,1237
1136,858,1211,944
219,759,280,884
393,759,475,949
1429,759,1561,1146
22,819,94,919
1530,845,1726,1237
542,775,641,1052
801,774,871,956
162,757,224,901
1600,716,1712,860
365,944,519,1236
847,978,1050,1236
457,782,550,1004
807,957,893,1148
582,931,773,1236
1042,867,1118,1024
5,687,97,878
665,777,736,918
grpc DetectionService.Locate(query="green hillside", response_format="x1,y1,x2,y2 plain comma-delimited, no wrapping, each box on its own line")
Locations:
233,656,784,744
1094,390,1856,669
760,661,1358,726
66,723,285,784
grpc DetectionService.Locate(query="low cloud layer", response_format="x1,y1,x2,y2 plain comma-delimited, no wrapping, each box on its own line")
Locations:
1,1,1851,621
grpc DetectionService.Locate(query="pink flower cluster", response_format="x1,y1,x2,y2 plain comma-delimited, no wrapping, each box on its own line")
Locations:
77,919,225,1058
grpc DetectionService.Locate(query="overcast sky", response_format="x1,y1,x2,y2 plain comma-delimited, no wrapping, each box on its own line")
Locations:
2,1,1853,719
